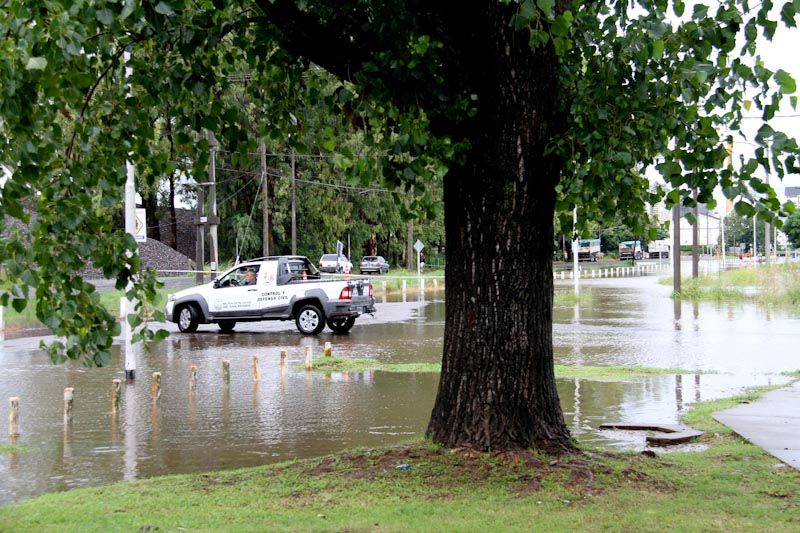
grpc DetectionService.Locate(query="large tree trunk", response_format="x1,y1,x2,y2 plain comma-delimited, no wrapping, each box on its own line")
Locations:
426,4,572,452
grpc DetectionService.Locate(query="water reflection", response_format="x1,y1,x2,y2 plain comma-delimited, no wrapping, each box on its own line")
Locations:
0,276,798,504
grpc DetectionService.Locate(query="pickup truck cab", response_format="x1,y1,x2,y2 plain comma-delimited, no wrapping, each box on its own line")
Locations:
166,256,375,335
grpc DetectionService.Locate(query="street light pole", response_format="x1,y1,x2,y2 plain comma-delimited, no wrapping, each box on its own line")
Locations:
208,132,219,276
121,48,137,382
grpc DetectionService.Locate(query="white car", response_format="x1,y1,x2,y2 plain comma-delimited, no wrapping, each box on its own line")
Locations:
166,256,374,335
318,253,353,273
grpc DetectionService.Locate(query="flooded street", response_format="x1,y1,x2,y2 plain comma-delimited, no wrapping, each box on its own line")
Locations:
1,274,799,505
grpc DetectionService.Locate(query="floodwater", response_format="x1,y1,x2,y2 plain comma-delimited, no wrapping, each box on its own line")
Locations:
1,273,799,505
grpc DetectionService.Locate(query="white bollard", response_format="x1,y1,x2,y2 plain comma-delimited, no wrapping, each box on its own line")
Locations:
63,387,74,424
150,372,161,401
324,342,332,357
560,271,565,280
222,360,230,385
189,365,197,390
9,397,19,437
252,355,261,382
304,346,313,370
111,379,121,414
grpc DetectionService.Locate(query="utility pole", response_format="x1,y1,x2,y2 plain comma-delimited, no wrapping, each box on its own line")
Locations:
260,140,269,256
208,132,219,277
195,186,205,285
692,191,699,279
719,207,727,270
765,150,772,265
753,216,757,260
672,203,681,294
572,208,579,293
291,150,297,255
406,186,414,270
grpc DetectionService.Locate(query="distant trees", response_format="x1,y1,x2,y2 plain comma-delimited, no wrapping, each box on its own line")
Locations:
782,210,800,249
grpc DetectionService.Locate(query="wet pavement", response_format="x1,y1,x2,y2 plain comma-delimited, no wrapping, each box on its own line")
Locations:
1,274,799,505
713,381,800,469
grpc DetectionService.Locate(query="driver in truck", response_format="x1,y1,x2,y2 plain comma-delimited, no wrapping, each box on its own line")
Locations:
244,269,257,285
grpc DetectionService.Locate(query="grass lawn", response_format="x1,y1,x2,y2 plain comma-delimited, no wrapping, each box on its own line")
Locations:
1,286,179,330
1,381,797,532
660,263,800,306
302,357,696,381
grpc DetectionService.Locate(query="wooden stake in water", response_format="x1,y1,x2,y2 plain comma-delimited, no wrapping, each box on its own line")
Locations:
252,355,261,382
189,365,198,390
222,359,230,384
111,379,121,414
9,397,19,437
304,345,313,370
324,342,332,357
151,372,162,400
280,349,287,365
63,387,74,424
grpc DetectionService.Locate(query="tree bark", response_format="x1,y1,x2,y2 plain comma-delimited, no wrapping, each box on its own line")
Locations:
144,190,160,242
426,4,572,452
168,175,177,251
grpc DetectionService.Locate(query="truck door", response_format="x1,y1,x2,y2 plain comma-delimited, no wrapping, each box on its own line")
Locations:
256,260,292,316
208,265,262,316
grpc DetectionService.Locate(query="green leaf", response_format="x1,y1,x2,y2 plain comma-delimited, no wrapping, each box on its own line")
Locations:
734,201,755,217
775,70,796,94
11,298,27,313
120,0,135,20
96,9,114,26
155,2,175,15
536,0,555,18
25,57,47,70
127,313,143,328
520,0,537,21
651,40,664,59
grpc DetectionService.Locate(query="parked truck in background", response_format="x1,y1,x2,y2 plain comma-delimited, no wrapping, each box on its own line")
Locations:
619,240,643,260
577,238,602,262
647,239,671,259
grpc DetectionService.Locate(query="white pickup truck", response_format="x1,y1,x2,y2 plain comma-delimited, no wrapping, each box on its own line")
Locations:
166,256,375,335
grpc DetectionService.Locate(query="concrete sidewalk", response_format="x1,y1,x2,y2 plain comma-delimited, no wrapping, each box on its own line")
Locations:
713,381,800,470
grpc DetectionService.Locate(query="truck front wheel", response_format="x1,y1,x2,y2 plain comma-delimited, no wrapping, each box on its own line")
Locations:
327,316,356,334
177,305,199,333
295,304,325,335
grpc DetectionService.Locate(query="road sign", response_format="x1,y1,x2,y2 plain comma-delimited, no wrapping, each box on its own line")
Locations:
135,208,147,243
414,239,424,253
336,240,344,256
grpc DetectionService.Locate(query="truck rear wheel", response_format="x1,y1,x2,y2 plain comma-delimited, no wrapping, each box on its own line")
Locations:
177,305,199,333
295,304,325,335
327,316,356,334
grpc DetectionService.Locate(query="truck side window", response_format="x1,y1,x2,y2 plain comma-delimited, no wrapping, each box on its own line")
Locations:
218,266,259,288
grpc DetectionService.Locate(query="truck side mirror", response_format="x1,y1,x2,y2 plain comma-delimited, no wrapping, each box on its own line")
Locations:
213,279,220,288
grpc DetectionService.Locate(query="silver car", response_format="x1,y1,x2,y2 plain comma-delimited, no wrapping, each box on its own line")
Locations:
359,255,390,274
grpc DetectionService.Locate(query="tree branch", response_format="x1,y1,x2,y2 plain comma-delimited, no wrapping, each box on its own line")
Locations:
65,44,130,160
